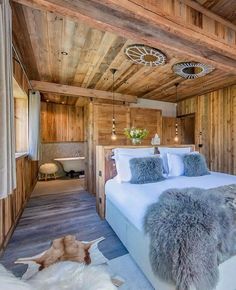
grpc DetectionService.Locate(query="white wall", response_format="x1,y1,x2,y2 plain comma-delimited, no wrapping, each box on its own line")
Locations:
131,98,176,117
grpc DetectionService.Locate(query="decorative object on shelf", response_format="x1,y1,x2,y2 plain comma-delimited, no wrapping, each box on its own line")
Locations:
174,83,179,143
172,62,214,79
124,127,148,145
110,68,117,141
124,44,167,67
151,133,161,146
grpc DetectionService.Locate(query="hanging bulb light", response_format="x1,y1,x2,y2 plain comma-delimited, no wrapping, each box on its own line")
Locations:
174,82,179,143
110,68,117,141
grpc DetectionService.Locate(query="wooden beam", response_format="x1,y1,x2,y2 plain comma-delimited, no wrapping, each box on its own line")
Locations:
13,0,236,73
30,80,137,103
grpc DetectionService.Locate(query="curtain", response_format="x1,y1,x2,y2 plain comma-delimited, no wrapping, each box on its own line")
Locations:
29,90,41,161
0,0,16,199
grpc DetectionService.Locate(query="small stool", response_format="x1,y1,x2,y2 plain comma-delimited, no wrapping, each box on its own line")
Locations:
39,163,58,181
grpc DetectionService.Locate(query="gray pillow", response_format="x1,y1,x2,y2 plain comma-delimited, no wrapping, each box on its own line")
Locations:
183,153,210,177
129,157,165,184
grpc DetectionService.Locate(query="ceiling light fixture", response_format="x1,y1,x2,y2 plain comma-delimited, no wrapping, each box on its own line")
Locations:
172,62,214,79
110,68,118,141
125,44,166,67
61,51,68,56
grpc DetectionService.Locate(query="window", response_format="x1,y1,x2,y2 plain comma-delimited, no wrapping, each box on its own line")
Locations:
13,77,28,153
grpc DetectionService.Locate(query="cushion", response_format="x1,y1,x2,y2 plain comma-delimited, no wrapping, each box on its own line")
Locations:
167,153,185,177
112,147,154,161
114,149,155,183
159,147,192,174
183,153,210,176
129,157,165,184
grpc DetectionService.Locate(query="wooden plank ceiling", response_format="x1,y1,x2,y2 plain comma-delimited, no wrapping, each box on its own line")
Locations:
196,0,236,24
12,2,236,102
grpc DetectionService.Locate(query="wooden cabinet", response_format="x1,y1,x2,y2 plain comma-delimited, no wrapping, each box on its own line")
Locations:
41,102,84,142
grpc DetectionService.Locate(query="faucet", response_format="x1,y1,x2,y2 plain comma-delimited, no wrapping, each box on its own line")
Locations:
74,150,80,157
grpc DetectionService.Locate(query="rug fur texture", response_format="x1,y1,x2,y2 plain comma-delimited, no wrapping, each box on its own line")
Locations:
144,186,236,290
0,262,116,290
1,235,121,289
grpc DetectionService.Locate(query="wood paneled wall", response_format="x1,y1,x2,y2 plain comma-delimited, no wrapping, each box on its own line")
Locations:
130,108,162,145
41,102,84,142
162,117,178,145
177,85,236,174
86,102,167,194
0,156,38,254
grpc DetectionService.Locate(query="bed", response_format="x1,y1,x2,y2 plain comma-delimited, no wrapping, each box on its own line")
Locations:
96,145,236,290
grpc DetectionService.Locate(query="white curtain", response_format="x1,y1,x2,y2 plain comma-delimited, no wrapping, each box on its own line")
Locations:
0,0,16,199
29,90,41,161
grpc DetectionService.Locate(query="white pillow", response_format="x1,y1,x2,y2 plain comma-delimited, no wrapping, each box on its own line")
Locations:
167,153,185,177
159,147,192,174
115,153,154,182
113,147,154,160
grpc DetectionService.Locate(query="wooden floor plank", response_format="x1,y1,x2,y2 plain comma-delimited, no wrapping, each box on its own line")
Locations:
0,180,127,277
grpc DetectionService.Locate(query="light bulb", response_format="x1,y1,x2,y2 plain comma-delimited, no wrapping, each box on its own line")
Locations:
174,135,179,142
111,132,117,141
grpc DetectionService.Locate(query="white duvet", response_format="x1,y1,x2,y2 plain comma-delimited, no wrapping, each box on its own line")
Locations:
105,172,236,231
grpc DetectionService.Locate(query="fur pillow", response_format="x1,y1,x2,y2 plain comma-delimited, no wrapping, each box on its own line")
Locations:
183,153,210,176
129,156,165,184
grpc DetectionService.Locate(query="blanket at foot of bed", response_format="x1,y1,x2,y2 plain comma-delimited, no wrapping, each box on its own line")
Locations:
144,185,236,290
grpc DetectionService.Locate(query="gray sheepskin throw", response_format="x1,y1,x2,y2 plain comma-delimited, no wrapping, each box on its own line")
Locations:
144,185,236,290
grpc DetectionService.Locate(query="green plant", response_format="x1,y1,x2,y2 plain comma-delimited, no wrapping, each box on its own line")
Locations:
124,127,148,139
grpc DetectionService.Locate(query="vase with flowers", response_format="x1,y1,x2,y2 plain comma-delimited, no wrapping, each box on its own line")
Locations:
124,127,148,145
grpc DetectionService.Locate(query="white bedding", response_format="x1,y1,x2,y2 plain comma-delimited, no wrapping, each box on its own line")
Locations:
105,172,236,231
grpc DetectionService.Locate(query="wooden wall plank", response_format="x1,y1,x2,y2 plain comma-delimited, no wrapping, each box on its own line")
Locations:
177,84,236,174
0,157,38,255
130,108,162,145
162,117,177,145
41,102,84,142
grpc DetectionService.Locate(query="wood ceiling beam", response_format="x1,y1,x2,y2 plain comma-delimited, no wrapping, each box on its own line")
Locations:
30,80,137,103
13,0,236,73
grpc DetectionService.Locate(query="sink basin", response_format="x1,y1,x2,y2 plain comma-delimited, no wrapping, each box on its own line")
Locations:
54,157,85,172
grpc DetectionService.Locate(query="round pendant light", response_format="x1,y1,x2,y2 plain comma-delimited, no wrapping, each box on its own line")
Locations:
172,62,214,79
124,44,167,67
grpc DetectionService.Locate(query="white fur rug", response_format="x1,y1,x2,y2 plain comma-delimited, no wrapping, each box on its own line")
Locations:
0,235,154,290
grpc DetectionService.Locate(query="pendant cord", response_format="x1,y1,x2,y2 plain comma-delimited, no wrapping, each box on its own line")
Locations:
112,72,115,119
174,82,179,142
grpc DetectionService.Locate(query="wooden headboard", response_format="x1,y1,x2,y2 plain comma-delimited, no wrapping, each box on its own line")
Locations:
96,144,195,218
